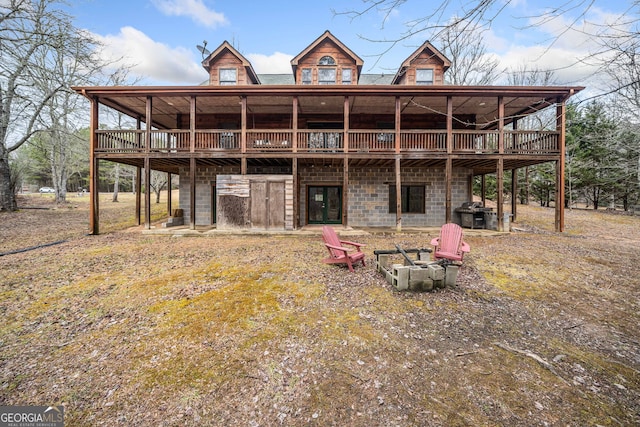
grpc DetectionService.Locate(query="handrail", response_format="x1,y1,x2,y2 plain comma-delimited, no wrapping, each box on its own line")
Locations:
95,128,559,155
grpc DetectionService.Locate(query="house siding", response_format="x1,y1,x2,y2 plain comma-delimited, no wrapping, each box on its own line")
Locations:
208,50,253,85
295,39,358,85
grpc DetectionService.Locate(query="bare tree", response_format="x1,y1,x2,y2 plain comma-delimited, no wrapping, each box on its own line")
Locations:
29,22,102,204
436,20,499,85
150,171,168,204
336,1,640,97
101,67,142,202
0,0,83,210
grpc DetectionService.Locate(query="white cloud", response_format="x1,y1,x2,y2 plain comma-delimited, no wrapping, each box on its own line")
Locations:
246,52,294,74
93,26,208,84
151,0,227,28
485,6,632,86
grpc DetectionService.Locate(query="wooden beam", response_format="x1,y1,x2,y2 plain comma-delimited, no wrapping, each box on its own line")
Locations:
241,96,247,154
497,159,504,231
292,158,298,229
190,157,196,230
292,96,298,153
135,117,142,226
446,96,453,154
144,157,151,229
167,172,172,216
445,157,452,223
395,96,401,153
89,97,99,235
132,167,140,226
512,118,518,221
344,96,350,153
145,96,152,153
190,96,196,153
511,168,517,222
395,156,402,231
343,158,349,227
556,100,566,232
498,96,504,154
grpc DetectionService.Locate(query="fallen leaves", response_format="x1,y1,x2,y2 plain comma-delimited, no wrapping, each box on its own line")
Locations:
0,195,639,426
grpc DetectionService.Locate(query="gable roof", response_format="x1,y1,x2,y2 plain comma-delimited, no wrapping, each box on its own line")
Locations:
290,30,364,81
392,41,451,84
201,40,260,84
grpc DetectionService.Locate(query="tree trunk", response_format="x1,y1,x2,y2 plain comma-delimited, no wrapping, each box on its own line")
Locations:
0,152,17,211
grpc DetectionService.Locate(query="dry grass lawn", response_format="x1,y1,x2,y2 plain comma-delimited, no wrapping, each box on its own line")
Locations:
1,193,639,426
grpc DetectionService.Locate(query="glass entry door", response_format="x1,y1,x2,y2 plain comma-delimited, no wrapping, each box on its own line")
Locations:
308,186,342,224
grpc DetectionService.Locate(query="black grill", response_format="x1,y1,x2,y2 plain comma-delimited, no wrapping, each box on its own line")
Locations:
455,202,493,229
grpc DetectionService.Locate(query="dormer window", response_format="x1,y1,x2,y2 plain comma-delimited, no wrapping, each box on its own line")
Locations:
342,69,352,84
318,56,336,65
219,68,237,85
318,56,336,84
302,68,312,84
416,68,434,85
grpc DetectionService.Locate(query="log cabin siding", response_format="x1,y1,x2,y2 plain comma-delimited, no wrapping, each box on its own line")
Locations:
208,50,255,85
395,50,447,85
295,39,357,85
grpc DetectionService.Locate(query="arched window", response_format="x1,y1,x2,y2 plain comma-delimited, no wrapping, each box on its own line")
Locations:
318,56,336,66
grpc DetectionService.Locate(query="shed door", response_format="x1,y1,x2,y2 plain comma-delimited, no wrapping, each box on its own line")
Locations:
250,180,285,229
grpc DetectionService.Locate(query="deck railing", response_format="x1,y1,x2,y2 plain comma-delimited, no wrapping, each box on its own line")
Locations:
195,130,240,150
505,130,559,153
95,129,559,155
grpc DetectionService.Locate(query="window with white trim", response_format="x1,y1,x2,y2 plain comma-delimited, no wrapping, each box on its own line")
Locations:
341,68,352,84
318,56,336,65
219,68,237,85
416,68,434,85
318,68,336,85
302,68,312,84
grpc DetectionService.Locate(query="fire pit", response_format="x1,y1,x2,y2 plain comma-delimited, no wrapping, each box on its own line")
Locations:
455,202,493,229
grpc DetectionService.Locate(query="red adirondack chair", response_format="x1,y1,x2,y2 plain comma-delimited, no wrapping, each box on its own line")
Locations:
321,226,366,272
430,223,470,262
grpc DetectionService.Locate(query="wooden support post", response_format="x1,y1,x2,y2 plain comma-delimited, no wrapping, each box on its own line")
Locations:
135,117,142,227
343,96,350,153
556,100,566,232
511,168,517,222
135,167,141,226
395,97,401,153
190,96,196,153
89,97,99,235
167,172,172,216
445,157,452,223
497,159,504,231
241,96,247,154
343,158,349,227
292,97,298,153
145,96,152,154
395,157,402,231
498,96,504,154
446,96,453,154
144,157,151,230
511,118,518,221
190,157,196,230
292,158,298,229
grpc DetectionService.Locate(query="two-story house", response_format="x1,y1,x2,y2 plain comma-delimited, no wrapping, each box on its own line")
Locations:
74,30,582,234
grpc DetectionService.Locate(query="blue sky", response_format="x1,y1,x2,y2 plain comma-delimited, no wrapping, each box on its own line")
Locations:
69,0,634,88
